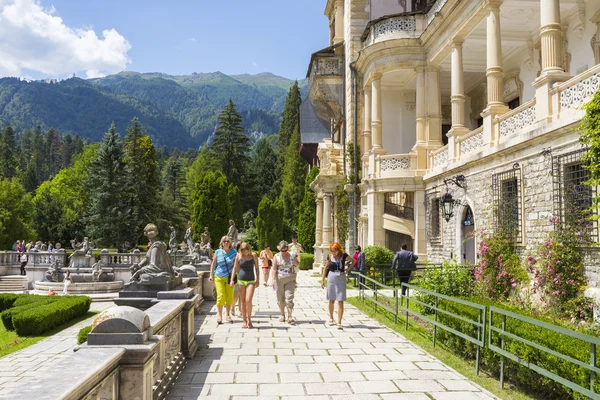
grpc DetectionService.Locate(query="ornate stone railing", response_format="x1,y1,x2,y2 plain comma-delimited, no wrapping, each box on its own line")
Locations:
556,63,600,111
363,15,418,46
378,153,416,178
498,99,536,138
431,146,449,169
458,126,484,156
309,55,344,80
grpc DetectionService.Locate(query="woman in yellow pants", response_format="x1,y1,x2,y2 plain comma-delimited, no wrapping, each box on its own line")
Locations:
209,236,237,324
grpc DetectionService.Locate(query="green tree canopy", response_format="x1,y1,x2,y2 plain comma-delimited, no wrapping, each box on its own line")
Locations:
0,178,35,249
0,127,17,179
297,167,319,254
256,196,284,250
85,124,131,247
190,170,231,248
228,184,243,228
250,136,278,201
279,124,307,225
582,89,600,205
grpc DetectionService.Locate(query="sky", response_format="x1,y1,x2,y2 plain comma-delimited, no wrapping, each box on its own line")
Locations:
0,0,330,81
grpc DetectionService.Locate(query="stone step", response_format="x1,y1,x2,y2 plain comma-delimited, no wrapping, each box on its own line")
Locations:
0,276,28,291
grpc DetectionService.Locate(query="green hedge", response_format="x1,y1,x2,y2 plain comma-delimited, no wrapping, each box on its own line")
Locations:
77,325,92,345
12,296,91,336
0,294,19,312
299,253,314,270
436,297,598,399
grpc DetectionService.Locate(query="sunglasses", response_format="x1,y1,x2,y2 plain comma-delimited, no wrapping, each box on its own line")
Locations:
223,240,231,243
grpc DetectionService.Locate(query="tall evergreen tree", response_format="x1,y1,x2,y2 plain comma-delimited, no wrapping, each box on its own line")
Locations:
18,129,33,173
72,134,84,158
297,167,320,254
86,124,131,246
0,127,17,179
158,157,189,236
190,170,231,248
279,124,308,225
46,128,62,177
210,99,250,189
123,118,159,243
256,196,284,250
274,82,302,195
228,184,243,227
250,137,278,201
61,133,73,167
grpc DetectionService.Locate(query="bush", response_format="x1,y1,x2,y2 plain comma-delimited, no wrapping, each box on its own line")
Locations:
77,325,92,345
13,296,92,336
299,253,314,270
242,227,259,251
0,294,19,312
435,297,598,399
364,245,394,266
415,260,474,313
1,297,57,330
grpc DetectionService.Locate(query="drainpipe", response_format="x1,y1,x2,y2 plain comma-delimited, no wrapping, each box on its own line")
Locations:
349,61,358,248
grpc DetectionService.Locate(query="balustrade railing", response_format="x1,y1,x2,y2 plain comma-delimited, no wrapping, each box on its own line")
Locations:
555,63,600,114
431,146,449,170
457,126,484,157
378,153,415,177
384,201,415,221
497,99,536,138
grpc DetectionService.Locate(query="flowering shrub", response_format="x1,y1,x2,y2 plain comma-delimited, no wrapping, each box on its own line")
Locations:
527,217,588,312
474,228,527,300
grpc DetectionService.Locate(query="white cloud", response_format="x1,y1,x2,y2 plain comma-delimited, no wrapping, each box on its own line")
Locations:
0,0,131,79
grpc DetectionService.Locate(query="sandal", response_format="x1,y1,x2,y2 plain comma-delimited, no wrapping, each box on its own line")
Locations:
226,315,233,323
337,323,343,330
287,317,295,325
247,322,254,329
217,316,223,325
279,316,285,322
242,323,248,329
328,319,335,326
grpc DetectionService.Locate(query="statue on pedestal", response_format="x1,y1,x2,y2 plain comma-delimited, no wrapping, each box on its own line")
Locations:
168,226,177,253
129,223,181,289
184,220,194,256
68,237,94,268
227,220,238,248
199,227,212,258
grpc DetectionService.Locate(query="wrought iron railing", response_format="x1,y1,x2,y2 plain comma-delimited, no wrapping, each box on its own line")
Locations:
384,202,414,220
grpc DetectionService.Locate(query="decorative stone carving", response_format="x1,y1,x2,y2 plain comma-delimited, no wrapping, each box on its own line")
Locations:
523,42,534,72
560,72,600,110
432,149,449,169
184,221,193,256
227,220,238,248
503,72,523,103
404,91,415,111
373,16,416,40
381,156,411,171
168,226,177,253
499,104,536,137
459,128,484,156
427,0,448,25
571,1,586,40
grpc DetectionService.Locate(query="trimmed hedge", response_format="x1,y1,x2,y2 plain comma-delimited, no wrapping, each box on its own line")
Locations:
0,296,57,330
0,294,19,312
12,296,91,336
436,297,598,399
77,325,92,345
299,253,314,270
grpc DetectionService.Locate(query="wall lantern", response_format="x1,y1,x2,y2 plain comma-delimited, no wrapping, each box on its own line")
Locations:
440,175,466,222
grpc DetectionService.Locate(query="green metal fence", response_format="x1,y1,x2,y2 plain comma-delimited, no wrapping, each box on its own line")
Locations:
488,306,600,400
354,272,399,323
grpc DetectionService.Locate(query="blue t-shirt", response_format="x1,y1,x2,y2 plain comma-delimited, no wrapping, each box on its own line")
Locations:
214,248,237,278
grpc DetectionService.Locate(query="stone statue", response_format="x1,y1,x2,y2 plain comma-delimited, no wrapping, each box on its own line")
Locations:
69,237,90,259
199,228,213,259
130,223,180,286
227,220,238,248
68,237,93,268
184,221,194,256
168,226,177,252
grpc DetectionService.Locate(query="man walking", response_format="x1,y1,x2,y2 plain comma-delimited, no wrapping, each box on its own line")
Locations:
392,244,418,296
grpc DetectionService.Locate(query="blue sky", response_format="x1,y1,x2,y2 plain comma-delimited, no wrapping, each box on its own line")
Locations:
0,0,330,80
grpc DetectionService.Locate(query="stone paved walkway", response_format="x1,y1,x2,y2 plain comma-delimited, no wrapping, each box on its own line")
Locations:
167,272,497,400
0,301,114,397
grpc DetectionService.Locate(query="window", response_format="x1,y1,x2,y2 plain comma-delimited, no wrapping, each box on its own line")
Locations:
492,167,522,243
508,97,520,110
426,191,441,243
553,148,598,241
386,230,413,253
442,124,451,146
384,192,414,220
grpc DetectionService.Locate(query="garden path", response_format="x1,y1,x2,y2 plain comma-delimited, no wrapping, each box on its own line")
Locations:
167,272,497,400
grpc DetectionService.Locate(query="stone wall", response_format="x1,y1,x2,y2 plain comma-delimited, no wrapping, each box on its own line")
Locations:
425,129,600,288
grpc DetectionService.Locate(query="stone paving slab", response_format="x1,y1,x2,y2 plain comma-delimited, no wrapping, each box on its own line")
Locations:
166,272,498,399
0,300,114,396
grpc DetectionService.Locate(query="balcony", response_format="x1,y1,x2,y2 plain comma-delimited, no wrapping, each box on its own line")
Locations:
384,201,415,221
372,153,418,179
306,47,344,128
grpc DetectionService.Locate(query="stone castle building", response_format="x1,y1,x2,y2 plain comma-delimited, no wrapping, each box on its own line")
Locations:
301,0,600,285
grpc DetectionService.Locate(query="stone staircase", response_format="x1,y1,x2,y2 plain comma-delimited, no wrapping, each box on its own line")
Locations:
0,276,29,292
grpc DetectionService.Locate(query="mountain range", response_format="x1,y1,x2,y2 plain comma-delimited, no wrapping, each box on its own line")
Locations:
0,71,308,149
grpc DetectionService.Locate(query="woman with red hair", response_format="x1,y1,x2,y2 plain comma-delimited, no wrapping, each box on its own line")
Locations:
320,242,355,329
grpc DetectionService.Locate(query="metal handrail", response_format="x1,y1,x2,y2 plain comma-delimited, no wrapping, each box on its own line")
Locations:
384,202,415,220
399,282,486,375
353,271,399,323
488,306,600,399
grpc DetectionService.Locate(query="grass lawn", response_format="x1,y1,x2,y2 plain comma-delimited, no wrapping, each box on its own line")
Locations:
347,296,536,400
0,310,98,358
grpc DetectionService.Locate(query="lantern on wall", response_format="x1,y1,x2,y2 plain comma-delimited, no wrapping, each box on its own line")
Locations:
440,175,466,222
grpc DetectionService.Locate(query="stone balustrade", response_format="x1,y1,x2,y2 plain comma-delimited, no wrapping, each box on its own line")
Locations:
457,126,484,157
430,145,449,170
377,153,416,178
497,99,536,139
3,295,200,400
554,63,600,117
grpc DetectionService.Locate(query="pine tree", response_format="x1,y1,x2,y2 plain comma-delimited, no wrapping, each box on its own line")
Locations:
85,124,131,247
0,127,17,179
274,82,302,196
61,133,73,167
279,124,308,225
297,167,320,254
123,118,159,243
228,184,243,227
46,128,62,177
72,134,84,158
250,137,278,201
256,196,284,250
190,170,231,248
158,157,189,236
210,99,250,189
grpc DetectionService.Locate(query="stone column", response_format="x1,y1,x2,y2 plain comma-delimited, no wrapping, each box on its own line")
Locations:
367,191,385,246
481,1,509,145
363,87,372,159
486,2,505,109
533,0,569,122
540,0,564,74
334,0,344,44
370,73,384,154
413,190,427,258
426,67,442,145
322,193,333,246
315,197,324,246
448,39,469,161
415,68,426,145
